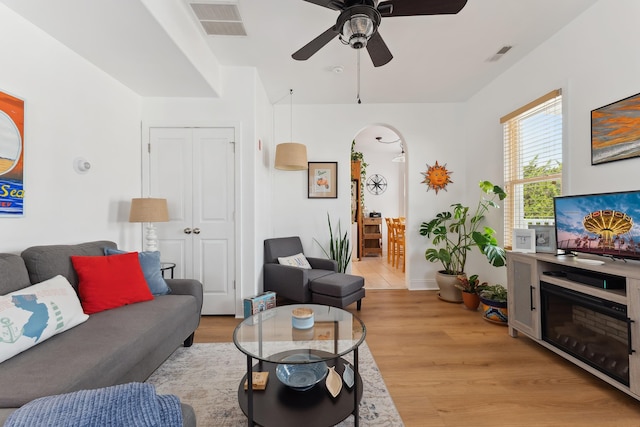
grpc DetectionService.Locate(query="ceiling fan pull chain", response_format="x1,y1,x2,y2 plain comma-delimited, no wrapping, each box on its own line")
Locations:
357,49,362,104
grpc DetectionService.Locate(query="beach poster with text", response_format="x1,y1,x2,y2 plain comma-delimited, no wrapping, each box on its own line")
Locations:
0,91,24,216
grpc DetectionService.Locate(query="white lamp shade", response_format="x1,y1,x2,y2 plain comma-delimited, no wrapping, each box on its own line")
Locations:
275,143,308,170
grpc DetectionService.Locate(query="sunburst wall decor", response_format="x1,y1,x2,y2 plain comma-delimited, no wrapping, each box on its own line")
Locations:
421,161,453,194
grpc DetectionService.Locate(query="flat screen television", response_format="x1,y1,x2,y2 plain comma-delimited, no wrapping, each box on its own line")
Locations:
554,190,640,260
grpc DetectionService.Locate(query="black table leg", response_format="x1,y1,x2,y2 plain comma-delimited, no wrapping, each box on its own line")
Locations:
354,347,359,427
247,355,254,427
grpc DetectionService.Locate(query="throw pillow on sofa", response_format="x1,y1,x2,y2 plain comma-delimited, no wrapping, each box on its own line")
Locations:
103,248,171,296
278,253,312,269
0,275,89,364
71,252,153,315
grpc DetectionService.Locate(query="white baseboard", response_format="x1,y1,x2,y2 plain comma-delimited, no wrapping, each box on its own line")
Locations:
409,278,438,291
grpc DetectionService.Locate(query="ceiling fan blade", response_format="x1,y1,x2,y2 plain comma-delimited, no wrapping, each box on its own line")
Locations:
366,31,393,67
302,0,345,11
378,0,467,17
292,26,339,61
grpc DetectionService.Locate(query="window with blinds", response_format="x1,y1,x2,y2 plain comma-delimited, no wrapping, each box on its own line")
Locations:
502,89,562,249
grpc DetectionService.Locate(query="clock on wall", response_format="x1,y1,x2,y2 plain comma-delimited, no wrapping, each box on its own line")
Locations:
366,174,387,195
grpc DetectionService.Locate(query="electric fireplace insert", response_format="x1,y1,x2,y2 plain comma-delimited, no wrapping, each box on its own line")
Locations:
541,281,630,386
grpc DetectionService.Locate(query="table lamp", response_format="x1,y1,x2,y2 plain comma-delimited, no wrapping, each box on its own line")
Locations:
129,198,169,252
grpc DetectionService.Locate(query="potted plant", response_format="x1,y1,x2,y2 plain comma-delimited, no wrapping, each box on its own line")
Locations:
455,274,487,310
419,180,507,302
479,284,508,324
315,212,351,273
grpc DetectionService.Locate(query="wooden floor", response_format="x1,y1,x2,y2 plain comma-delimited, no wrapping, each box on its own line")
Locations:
352,253,405,289
196,290,640,426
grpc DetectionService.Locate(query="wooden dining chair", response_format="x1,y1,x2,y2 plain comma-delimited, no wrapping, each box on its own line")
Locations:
385,218,395,264
392,218,405,272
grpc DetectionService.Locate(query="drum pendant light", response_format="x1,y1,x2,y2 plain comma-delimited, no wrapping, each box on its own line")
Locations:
275,89,307,170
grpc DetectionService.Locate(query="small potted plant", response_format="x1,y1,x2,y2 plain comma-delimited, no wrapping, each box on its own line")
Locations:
455,274,487,311
479,284,508,324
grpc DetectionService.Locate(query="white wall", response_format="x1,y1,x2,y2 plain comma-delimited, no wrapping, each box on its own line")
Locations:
254,71,275,297
0,4,143,253
464,0,640,285
141,66,272,316
272,103,465,290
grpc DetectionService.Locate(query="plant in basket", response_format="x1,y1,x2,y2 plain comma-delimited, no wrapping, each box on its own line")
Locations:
479,284,508,324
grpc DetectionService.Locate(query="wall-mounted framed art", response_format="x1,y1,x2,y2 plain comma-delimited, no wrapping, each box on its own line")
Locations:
308,162,337,199
512,228,536,253
0,90,25,216
528,224,556,254
420,160,452,194
591,91,640,165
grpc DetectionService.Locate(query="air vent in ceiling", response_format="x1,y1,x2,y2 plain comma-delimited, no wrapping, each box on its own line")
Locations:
488,45,513,62
190,3,247,36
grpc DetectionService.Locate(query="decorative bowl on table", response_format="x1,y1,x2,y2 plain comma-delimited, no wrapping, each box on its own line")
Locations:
275,353,328,391
291,307,314,329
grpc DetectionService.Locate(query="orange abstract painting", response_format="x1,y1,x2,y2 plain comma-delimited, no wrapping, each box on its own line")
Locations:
591,92,640,165
0,90,24,215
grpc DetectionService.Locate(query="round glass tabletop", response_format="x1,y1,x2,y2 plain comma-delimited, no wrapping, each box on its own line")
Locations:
233,304,366,363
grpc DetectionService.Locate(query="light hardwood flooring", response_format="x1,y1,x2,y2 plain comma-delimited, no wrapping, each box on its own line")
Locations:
352,253,405,289
196,290,640,426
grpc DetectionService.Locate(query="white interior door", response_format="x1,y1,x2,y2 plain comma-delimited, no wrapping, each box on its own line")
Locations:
149,127,236,315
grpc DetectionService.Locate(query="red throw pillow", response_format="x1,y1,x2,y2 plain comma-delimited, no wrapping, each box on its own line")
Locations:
71,252,154,314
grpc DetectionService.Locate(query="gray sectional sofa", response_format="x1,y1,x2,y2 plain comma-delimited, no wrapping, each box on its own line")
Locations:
0,241,203,426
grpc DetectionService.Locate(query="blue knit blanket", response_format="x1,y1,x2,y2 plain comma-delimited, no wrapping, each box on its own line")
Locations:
4,383,182,427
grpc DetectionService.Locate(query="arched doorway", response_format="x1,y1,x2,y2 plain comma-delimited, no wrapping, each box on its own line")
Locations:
351,124,407,289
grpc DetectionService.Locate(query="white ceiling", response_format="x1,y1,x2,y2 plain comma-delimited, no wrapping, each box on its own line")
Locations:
2,0,598,104
211,0,597,104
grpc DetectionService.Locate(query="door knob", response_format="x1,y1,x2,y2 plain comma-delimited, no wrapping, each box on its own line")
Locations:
193,228,201,234
184,228,192,234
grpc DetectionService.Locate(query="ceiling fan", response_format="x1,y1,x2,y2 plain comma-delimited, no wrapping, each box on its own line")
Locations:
292,0,468,67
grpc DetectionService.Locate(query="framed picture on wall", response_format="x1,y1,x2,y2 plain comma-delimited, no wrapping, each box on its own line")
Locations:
512,228,536,253
308,162,337,199
591,91,640,165
0,90,25,217
528,224,556,253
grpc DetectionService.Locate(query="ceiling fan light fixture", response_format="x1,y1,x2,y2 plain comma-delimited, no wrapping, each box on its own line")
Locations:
293,0,467,66
341,14,374,49
337,6,381,50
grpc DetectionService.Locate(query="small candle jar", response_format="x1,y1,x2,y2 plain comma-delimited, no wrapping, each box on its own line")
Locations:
291,307,314,329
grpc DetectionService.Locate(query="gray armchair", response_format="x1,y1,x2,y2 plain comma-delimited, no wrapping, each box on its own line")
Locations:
263,236,337,303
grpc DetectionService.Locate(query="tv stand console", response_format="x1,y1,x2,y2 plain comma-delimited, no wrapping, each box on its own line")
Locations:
507,251,640,400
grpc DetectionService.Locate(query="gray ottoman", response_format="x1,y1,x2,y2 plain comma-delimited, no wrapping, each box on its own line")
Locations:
310,273,365,310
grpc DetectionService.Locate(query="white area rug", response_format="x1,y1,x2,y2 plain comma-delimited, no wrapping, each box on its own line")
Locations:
147,342,403,426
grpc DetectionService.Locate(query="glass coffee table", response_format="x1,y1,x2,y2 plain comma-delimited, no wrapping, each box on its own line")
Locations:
233,304,366,427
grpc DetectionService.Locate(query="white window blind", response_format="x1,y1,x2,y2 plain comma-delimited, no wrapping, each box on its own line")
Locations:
502,89,562,249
